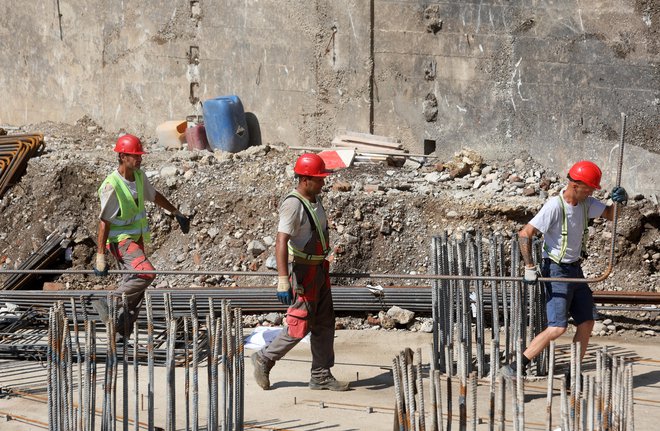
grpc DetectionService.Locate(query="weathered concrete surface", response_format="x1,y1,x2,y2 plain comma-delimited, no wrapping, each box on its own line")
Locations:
0,1,658,193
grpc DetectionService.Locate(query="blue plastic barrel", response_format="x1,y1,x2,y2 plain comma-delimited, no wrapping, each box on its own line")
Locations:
202,95,250,153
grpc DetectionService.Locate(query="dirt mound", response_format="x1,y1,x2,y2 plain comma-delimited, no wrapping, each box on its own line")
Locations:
1,120,658,299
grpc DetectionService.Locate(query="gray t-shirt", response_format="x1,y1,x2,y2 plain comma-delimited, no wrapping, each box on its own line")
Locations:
99,169,157,221
529,189,606,263
277,193,327,251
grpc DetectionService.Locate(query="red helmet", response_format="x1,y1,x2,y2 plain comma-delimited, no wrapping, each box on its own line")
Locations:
568,160,601,189
113,134,146,155
294,153,331,177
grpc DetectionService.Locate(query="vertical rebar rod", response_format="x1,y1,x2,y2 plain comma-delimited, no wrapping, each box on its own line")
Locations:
435,370,444,431
133,321,139,431
191,296,200,431
458,342,467,431
183,316,191,431
560,375,569,431
546,340,555,431
166,318,177,431
575,341,582,431
469,372,477,431
429,348,438,431
72,298,83,431
416,348,426,431
475,233,485,379
446,373,453,431
570,342,577,429
626,363,634,431
515,339,524,431
121,294,129,431
488,343,495,431
393,356,405,431
146,294,154,431
496,374,505,431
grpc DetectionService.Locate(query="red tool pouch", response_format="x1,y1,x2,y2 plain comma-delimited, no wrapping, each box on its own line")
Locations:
286,307,309,339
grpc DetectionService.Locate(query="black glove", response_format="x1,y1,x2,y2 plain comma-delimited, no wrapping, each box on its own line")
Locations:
175,213,190,234
611,186,628,205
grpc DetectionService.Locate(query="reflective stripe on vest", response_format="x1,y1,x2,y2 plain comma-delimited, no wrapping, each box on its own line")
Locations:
544,194,588,264
99,170,151,244
286,191,329,261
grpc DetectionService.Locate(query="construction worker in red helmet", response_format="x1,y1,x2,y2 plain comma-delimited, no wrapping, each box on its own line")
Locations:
500,160,627,380
251,153,349,391
92,134,190,342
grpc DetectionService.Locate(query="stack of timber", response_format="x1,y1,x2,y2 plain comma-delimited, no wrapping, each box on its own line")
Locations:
0,133,45,199
331,131,410,163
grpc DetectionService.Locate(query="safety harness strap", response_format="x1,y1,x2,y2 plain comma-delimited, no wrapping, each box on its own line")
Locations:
544,194,588,264
285,191,329,261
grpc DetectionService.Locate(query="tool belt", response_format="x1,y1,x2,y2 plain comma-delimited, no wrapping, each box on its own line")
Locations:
544,258,582,268
292,256,324,266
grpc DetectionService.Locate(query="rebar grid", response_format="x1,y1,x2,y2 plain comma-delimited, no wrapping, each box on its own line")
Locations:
45,294,244,430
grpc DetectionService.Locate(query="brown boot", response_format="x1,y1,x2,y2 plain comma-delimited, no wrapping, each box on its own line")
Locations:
309,373,350,391
251,352,274,390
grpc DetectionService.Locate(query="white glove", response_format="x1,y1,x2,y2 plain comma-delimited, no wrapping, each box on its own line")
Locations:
523,265,539,285
277,276,291,292
276,275,293,305
94,253,108,276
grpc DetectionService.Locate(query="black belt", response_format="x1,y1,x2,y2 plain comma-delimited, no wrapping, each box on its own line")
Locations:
544,258,582,267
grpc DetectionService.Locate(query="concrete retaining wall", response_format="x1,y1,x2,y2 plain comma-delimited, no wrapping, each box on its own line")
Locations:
1,1,658,193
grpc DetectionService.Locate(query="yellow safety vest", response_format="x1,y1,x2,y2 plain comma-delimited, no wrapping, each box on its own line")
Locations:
286,191,330,262
99,170,151,244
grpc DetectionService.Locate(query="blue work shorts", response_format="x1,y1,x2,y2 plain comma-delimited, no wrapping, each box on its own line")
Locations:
541,259,597,327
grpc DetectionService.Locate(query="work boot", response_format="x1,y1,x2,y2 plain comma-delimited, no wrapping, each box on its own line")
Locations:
251,352,274,390
309,373,350,391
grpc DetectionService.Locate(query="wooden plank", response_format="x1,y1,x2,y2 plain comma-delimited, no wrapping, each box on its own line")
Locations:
289,145,436,158
345,130,400,144
332,140,407,155
335,134,403,149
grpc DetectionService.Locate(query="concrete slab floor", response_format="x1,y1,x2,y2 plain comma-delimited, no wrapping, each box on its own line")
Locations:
0,330,658,430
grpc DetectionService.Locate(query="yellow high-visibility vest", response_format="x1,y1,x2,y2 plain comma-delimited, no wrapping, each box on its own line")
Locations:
99,170,151,244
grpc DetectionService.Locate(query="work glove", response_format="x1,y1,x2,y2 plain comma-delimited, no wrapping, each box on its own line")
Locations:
522,265,539,285
94,253,108,277
175,212,190,234
276,275,293,305
610,186,628,205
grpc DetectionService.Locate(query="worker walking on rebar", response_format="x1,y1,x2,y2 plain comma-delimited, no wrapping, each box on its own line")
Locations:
93,134,190,340
500,161,627,379
251,153,349,391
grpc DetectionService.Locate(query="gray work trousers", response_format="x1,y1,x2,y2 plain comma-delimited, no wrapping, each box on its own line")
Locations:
108,238,156,337
260,260,335,377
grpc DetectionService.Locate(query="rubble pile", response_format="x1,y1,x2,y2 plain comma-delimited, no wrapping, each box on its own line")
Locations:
0,118,658,335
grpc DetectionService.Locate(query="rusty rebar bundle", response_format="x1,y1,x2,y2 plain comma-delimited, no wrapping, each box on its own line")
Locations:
45,293,244,430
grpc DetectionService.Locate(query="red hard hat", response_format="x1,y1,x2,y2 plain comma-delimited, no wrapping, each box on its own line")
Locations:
294,153,331,177
568,160,601,189
113,134,146,155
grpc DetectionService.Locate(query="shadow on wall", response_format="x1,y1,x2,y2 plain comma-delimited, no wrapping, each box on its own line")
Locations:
246,111,261,148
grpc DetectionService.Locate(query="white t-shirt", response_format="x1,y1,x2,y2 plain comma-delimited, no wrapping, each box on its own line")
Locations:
529,189,606,263
277,194,327,251
99,169,157,221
